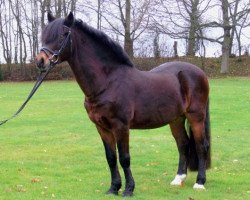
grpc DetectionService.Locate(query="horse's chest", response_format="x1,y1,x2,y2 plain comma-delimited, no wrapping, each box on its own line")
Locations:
84,100,113,129
84,101,101,122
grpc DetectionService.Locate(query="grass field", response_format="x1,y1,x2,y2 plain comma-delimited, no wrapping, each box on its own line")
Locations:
0,78,249,200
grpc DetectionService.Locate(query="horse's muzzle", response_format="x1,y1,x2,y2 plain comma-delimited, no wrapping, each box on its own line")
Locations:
36,58,44,69
36,50,51,70
36,58,49,73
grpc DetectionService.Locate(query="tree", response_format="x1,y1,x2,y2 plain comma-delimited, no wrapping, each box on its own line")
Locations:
39,0,51,30
220,0,231,73
229,0,250,57
0,0,249,70
197,0,250,73
153,29,160,58
101,0,152,58
97,0,104,30
76,0,104,30
173,41,178,58
153,0,213,56
9,0,27,66
0,0,12,66
186,0,200,56
23,0,39,60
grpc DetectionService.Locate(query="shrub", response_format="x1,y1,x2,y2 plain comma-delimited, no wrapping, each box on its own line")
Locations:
0,65,3,81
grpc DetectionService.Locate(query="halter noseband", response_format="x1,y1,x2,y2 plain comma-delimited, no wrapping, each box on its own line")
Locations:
40,25,72,65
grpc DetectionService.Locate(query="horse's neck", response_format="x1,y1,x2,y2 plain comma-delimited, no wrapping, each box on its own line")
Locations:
68,53,107,98
68,30,131,99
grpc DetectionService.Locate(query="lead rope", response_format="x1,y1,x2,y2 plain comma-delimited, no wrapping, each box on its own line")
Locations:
0,26,71,126
0,63,56,126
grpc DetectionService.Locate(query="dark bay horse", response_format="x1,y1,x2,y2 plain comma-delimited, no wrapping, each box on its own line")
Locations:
36,12,211,197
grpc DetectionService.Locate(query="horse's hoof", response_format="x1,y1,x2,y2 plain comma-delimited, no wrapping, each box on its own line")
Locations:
170,174,187,186
193,183,206,190
122,191,133,197
105,189,118,195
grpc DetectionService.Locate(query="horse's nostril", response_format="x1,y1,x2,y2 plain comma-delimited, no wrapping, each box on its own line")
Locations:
36,59,44,68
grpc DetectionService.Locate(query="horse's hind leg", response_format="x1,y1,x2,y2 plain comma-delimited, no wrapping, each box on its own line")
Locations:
169,116,189,186
187,112,209,190
96,125,122,195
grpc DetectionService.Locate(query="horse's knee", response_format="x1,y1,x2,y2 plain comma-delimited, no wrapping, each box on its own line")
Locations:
107,154,117,169
119,153,130,169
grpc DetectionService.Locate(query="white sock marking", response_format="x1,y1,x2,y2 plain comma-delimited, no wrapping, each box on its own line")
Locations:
170,174,187,186
193,183,206,190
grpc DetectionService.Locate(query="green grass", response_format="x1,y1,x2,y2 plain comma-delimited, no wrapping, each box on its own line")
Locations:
0,78,249,200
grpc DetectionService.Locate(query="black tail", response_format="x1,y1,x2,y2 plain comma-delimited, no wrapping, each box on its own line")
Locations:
205,99,211,169
187,100,211,171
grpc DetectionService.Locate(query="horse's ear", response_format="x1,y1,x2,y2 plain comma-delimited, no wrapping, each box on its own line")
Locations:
64,12,74,27
47,12,56,22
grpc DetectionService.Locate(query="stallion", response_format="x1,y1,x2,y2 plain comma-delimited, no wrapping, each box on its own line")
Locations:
36,12,211,197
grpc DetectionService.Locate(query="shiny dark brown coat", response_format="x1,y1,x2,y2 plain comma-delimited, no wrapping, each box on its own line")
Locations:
36,13,211,197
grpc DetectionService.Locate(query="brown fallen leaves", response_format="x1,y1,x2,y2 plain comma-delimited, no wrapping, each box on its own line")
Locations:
31,177,42,183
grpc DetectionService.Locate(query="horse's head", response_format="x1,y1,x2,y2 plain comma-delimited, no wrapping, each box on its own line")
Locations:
35,12,74,71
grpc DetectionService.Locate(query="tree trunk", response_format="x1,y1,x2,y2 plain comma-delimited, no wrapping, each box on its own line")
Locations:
97,0,101,30
237,35,242,58
14,35,18,64
228,0,239,56
221,36,230,73
124,0,133,58
56,0,62,18
39,0,51,29
228,28,234,56
0,2,12,66
153,30,160,59
63,0,67,17
46,0,51,12
70,0,76,14
221,0,231,74
186,0,199,56
39,0,45,30
187,26,196,56
33,0,39,57
173,41,178,58
124,36,133,58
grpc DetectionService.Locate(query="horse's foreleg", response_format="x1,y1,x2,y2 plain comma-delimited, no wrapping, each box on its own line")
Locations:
169,117,189,186
114,125,135,197
96,125,122,195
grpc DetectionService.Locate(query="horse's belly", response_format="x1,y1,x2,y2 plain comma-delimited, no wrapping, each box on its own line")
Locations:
130,120,168,129
130,108,180,129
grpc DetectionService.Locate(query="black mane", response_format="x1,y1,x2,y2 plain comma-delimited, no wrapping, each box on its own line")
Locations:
74,19,134,67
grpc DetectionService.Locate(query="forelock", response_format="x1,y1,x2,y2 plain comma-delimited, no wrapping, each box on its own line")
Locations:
42,18,64,44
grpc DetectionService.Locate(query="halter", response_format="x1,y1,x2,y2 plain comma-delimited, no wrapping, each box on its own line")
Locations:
40,25,72,65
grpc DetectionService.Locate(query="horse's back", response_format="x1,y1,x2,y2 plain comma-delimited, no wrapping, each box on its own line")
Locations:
151,61,206,77
151,61,208,90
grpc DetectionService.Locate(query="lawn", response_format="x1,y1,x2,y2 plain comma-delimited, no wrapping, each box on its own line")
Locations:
0,78,249,200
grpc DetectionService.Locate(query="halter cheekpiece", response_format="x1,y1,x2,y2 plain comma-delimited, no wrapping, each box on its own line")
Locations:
40,25,72,65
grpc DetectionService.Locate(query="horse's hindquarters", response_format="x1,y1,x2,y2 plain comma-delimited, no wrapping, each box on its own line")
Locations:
129,71,184,129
